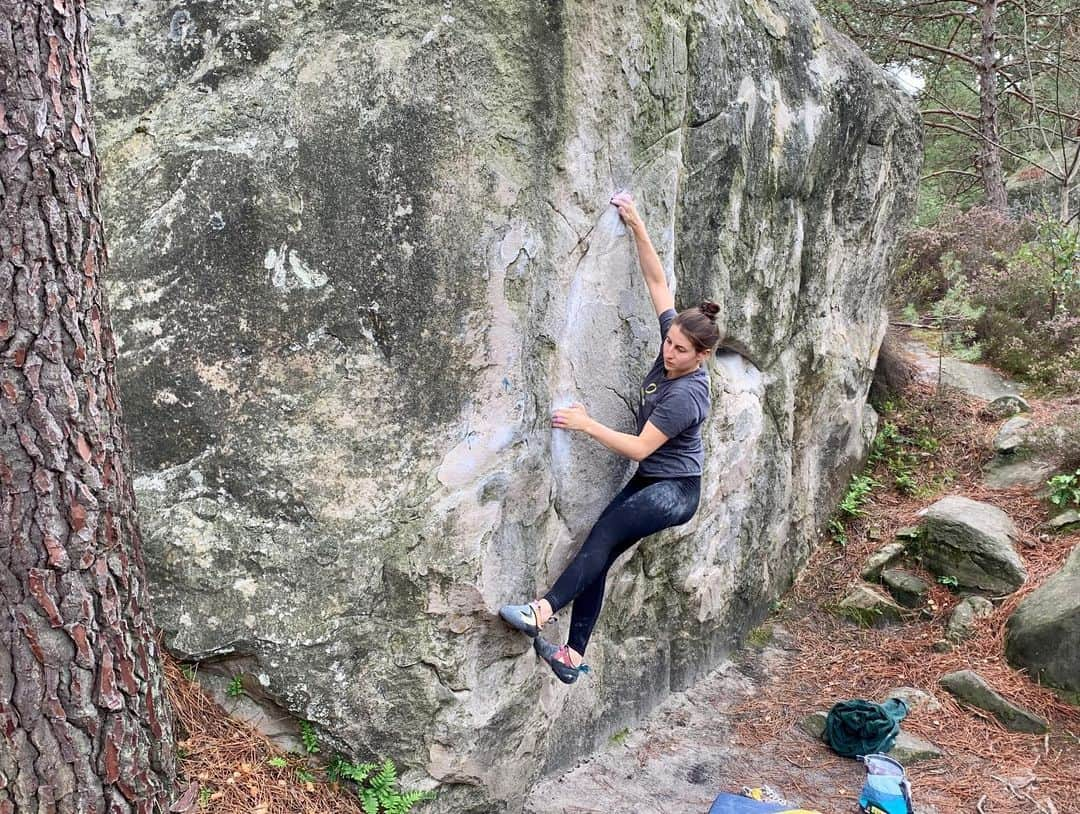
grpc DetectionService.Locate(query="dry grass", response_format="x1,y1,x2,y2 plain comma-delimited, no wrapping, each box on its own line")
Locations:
731,381,1080,814
165,659,370,814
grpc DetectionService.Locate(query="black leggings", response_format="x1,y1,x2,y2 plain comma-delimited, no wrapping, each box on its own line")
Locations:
543,473,701,655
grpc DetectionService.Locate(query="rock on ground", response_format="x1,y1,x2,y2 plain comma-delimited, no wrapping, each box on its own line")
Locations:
945,596,994,644
938,670,1048,734
860,541,907,581
92,0,920,808
835,584,907,626
1005,544,1080,695
898,339,1025,403
881,568,930,608
986,395,1030,418
993,417,1032,453
917,496,1026,595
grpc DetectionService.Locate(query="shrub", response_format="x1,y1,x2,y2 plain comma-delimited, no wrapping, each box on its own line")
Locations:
970,219,1080,393
894,206,1032,308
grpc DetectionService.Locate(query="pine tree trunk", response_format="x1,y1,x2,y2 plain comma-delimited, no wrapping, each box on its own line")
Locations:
0,2,176,812
977,0,1009,210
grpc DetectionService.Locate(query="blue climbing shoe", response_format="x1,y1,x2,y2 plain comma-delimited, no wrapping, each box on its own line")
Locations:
499,602,543,637
533,637,590,685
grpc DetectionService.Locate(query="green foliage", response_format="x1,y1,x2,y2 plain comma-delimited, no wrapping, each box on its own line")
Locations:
225,676,245,699
327,756,378,785
198,786,213,808
299,721,319,754
266,756,288,769
828,517,848,547
609,727,631,746
1047,470,1080,508
296,768,316,783
971,219,1080,393
327,759,435,814
937,575,959,588
746,625,774,648
839,474,879,517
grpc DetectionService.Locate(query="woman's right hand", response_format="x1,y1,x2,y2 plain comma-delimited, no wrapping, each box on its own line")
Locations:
611,191,643,233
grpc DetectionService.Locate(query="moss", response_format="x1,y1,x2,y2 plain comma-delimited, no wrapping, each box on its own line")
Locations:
745,624,774,648
827,602,891,628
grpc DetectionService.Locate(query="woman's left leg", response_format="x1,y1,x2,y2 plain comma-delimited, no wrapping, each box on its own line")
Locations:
552,475,700,657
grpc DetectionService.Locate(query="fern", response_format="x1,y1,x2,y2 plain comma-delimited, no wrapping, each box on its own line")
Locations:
360,789,380,814
329,755,433,813
369,760,397,798
299,720,319,754
386,791,436,814
328,756,377,785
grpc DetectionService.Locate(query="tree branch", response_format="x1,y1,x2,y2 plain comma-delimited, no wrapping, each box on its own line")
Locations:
898,36,979,66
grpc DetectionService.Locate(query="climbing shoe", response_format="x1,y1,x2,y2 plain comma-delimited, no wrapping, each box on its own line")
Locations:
498,602,544,637
533,636,590,685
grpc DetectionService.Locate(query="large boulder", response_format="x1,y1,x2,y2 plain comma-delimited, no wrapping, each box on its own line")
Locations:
92,0,920,809
917,497,1026,594
1006,544,1080,696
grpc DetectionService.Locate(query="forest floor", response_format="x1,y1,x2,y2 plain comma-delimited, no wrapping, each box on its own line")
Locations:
165,335,1080,814
525,339,1080,814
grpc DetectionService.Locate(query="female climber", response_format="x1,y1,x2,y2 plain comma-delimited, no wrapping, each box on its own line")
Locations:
499,191,722,684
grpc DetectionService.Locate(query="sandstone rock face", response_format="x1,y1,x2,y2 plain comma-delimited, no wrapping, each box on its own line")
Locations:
91,0,919,809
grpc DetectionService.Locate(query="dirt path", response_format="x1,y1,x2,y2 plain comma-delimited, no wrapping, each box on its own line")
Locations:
524,632,902,814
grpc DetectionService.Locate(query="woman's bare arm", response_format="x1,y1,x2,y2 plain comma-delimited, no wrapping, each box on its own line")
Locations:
552,403,668,462
611,192,675,316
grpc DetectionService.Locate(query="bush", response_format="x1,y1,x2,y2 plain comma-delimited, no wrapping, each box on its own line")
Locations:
897,210,1079,394
894,206,1033,308
970,220,1080,393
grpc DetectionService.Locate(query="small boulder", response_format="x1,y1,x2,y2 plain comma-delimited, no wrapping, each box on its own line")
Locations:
860,542,907,582
799,711,828,739
895,526,922,541
1047,509,1080,531
983,457,1058,490
993,416,1032,453
835,584,906,627
882,569,931,608
1005,543,1080,695
882,687,942,715
944,595,994,643
939,670,1048,734
918,496,1026,594
889,730,943,764
986,394,1030,419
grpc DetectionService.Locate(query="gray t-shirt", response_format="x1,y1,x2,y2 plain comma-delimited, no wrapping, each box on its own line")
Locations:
634,309,710,477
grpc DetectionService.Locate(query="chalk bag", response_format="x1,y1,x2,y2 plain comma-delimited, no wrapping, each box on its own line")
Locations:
858,753,913,814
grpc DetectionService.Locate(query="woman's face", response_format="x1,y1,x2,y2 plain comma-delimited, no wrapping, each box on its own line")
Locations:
663,324,710,377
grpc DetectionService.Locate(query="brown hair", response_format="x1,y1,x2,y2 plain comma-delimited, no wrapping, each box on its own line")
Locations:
671,301,721,352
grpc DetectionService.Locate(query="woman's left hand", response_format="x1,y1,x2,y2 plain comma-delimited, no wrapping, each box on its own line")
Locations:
552,403,591,432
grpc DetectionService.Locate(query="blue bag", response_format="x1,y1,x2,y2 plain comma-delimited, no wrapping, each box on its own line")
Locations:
707,793,821,813
858,754,913,814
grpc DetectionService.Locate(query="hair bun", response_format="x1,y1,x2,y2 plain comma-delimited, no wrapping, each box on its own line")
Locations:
698,301,720,321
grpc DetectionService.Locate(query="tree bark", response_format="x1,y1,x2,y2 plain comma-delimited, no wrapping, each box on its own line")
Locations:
977,0,1010,210
0,2,176,812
